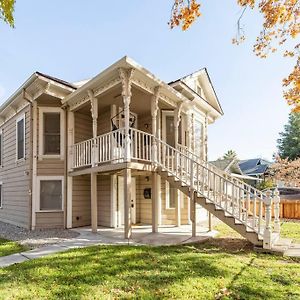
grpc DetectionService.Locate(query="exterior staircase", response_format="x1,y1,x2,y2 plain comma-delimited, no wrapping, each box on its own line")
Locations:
71,127,283,249
155,138,282,249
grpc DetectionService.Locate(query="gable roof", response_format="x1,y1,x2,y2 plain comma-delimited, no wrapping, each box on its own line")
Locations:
170,67,224,115
210,158,242,174
239,158,271,176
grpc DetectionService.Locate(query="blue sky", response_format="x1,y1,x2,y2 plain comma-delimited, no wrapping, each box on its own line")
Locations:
0,1,292,161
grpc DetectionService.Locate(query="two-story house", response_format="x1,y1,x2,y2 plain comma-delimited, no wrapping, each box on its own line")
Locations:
0,57,281,249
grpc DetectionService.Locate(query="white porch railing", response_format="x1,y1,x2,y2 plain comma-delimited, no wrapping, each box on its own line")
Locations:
71,127,280,248
71,128,153,168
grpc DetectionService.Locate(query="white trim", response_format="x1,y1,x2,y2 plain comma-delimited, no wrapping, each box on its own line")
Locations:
36,176,64,212
16,113,26,161
31,102,38,229
0,181,3,209
38,107,65,160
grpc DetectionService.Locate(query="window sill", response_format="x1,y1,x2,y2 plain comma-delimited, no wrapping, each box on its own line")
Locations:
36,210,64,213
38,155,63,160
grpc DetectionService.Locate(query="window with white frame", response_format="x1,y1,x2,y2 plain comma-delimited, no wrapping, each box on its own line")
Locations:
166,181,176,209
194,118,203,158
38,177,63,211
0,182,2,208
0,129,3,167
39,108,64,158
16,115,25,160
166,181,184,209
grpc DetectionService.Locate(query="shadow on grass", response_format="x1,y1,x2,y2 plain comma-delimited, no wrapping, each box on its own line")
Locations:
0,242,299,299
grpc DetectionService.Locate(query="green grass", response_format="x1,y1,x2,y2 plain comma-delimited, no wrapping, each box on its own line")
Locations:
0,238,28,257
214,221,300,243
281,222,300,243
0,242,299,300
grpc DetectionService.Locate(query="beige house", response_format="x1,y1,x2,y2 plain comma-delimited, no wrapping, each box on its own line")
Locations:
0,56,281,249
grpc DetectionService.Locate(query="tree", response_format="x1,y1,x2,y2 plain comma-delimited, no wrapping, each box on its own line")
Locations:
223,150,238,160
0,0,15,27
271,156,300,186
170,1,300,112
277,112,300,160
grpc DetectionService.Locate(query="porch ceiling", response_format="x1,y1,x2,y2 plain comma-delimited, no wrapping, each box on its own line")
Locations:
78,85,174,116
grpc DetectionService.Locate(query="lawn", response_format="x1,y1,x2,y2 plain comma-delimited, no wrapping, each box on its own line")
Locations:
214,220,300,243
0,238,28,257
0,241,299,300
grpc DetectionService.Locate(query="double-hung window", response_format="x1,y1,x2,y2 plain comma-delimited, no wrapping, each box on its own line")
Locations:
39,108,64,159
16,115,25,160
38,177,63,211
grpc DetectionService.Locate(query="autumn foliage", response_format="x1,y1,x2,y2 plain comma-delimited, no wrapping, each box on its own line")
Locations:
170,0,300,112
271,157,300,187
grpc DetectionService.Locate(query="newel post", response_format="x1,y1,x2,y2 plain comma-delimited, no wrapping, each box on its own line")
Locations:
151,87,160,164
263,190,273,249
273,187,281,234
119,68,134,162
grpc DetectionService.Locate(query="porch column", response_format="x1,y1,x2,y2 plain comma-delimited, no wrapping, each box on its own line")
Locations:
123,168,132,239
151,87,159,163
204,114,212,230
152,172,159,233
174,103,183,227
89,90,98,167
91,172,98,233
119,68,134,162
67,110,74,228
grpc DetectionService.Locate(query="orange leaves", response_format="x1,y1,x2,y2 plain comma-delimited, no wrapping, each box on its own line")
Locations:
169,0,201,31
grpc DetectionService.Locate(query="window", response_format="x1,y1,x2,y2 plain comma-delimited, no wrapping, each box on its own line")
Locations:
166,181,176,209
0,130,3,167
44,113,60,154
194,118,203,158
39,108,64,159
38,177,63,211
0,183,2,208
16,115,25,160
196,85,202,96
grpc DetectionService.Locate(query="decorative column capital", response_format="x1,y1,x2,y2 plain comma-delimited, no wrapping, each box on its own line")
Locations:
151,86,160,118
119,68,135,100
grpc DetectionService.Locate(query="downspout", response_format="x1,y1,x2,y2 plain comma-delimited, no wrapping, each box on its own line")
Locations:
22,89,33,230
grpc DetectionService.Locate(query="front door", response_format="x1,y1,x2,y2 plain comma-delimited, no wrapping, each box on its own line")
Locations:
118,176,136,226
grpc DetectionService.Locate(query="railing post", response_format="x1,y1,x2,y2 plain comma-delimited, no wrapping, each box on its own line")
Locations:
263,190,273,249
273,187,281,234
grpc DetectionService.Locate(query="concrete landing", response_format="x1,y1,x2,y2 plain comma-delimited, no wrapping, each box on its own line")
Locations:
0,225,215,268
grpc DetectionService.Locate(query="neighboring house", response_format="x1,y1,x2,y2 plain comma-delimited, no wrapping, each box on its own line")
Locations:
210,158,263,182
239,158,271,184
0,56,281,249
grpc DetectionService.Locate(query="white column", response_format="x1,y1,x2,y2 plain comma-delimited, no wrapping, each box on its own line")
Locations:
89,90,98,167
152,172,159,233
190,158,196,237
119,68,134,162
124,168,132,239
66,110,74,229
151,87,159,163
91,173,98,233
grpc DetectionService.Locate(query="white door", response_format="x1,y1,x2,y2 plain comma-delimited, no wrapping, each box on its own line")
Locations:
118,176,136,226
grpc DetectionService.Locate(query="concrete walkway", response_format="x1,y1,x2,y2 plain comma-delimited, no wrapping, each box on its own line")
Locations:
0,225,216,268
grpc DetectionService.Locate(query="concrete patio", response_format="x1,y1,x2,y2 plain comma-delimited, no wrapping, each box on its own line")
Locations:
0,225,216,268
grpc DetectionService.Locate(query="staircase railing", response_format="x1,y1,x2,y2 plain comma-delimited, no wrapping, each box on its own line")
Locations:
157,139,278,247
